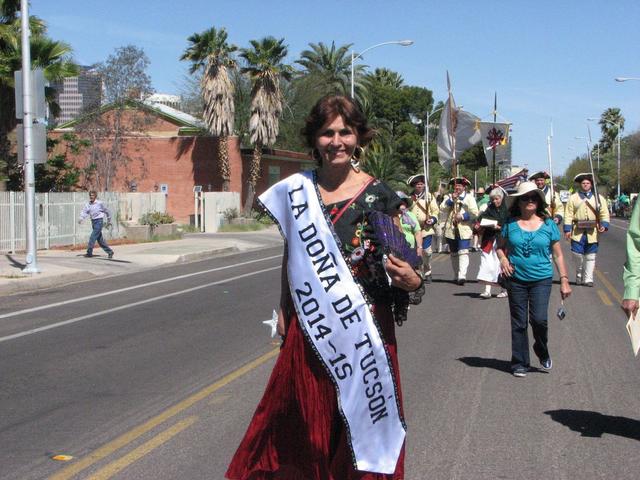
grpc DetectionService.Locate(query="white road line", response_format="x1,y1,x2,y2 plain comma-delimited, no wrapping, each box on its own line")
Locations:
0,266,280,343
0,254,282,320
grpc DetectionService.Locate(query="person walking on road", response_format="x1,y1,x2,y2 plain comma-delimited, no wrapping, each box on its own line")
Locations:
396,191,422,252
622,200,640,318
496,182,572,378
440,177,478,285
475,185,509,299
78,191,114,259
563,173,609,287
226,95,422,479
407,174,439,282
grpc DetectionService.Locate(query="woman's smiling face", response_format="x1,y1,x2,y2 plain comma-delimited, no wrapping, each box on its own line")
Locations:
315,115,358,167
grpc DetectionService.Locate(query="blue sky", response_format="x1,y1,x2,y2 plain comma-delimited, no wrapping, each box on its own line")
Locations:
35,0,640,176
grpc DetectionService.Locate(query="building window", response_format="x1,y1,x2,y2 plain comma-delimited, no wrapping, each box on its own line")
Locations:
268,166,280,186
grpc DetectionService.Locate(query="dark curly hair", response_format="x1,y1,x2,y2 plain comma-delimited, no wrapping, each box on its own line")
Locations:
301,95,375,150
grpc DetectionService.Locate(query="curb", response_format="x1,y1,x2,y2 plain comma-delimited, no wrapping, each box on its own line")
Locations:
0,271,96,296
174,247,239,264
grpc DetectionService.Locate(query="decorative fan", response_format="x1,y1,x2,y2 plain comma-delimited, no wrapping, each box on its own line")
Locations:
367,211,421,268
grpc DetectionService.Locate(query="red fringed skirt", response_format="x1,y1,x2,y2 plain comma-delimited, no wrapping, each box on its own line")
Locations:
225,304,404,480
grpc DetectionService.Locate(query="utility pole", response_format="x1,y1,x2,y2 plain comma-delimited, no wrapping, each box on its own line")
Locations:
20,0,39,273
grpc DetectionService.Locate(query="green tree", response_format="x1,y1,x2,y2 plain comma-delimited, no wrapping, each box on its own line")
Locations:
181,26,237,191
0,3,77,189
240,36,292,213
75,45,153,191
362,139,406,191
598,107,625,153
295,41,361,96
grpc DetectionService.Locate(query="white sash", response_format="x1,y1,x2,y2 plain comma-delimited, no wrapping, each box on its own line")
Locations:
258,171,405,474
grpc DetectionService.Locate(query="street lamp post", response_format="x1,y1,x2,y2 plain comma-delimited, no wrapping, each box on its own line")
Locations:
615,77,640,82
350,40,413,98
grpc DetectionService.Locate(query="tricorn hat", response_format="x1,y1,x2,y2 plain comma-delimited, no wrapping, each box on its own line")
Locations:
574,172,594,183
448,177,471,187
528,171,550,180
406,174,426,186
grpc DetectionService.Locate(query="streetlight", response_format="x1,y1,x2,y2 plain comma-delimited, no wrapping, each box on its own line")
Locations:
350,40,414,98
615,77,640,82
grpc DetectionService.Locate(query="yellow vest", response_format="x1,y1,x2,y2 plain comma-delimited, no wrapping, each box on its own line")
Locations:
563,192,610,243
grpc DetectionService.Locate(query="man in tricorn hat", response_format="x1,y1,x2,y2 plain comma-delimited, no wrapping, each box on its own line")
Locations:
563,173,609,287
407,174,440,282
440,177,479,285
529,171,563,224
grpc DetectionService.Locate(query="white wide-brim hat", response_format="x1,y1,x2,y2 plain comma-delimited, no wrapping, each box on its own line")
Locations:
506,181,547,209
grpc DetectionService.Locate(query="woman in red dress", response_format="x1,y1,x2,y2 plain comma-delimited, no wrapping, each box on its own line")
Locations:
226,96,423,480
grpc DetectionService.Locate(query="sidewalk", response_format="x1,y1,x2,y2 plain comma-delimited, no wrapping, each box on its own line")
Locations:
0,227,283,296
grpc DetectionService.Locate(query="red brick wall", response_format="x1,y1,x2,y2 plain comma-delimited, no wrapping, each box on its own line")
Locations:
53,107,311,222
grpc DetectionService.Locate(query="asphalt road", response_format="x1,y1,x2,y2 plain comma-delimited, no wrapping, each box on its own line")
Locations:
0,220,638,480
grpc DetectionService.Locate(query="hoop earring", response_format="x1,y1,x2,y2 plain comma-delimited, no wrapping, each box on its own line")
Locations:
351,146,364,173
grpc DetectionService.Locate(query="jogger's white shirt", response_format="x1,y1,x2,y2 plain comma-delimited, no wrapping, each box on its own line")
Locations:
258,171,405,474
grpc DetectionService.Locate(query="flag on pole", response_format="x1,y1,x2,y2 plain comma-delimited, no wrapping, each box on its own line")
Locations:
437,98,482,170
478,121,511,166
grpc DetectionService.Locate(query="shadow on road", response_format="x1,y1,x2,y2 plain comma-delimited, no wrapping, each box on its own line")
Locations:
457,356,547,375
545,409,640,441
458,356,512,373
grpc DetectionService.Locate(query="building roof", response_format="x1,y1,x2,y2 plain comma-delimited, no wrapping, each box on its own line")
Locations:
54,99,206,134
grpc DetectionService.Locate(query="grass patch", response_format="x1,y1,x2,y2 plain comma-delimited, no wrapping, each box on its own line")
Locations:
218,222,266,232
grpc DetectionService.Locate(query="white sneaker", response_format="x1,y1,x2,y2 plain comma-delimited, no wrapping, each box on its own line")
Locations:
479,291,492,299
496,291,508,298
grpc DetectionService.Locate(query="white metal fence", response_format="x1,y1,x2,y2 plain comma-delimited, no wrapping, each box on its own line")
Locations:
0,192,166,253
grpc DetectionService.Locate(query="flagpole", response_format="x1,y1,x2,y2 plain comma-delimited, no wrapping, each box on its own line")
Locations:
447,71,457,178
492,92,497,184
546,121,556,215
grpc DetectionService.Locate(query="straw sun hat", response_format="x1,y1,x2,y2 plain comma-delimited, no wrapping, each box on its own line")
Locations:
506,181,547,209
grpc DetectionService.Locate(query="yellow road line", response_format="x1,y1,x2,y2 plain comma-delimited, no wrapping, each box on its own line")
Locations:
597,289,613,306
86,416,198,480
49,348,279,480
595,269,623,303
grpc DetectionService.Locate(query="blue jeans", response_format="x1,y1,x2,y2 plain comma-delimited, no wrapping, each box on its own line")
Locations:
507,277,553,370
88,218,113,255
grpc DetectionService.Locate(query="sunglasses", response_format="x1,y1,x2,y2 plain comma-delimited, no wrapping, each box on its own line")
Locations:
518,194,538,203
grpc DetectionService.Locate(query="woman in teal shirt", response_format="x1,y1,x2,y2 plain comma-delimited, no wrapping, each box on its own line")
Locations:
497,182,572,377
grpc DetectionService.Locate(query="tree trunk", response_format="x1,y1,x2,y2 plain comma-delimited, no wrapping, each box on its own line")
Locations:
219,136,230,192
243,144,262,215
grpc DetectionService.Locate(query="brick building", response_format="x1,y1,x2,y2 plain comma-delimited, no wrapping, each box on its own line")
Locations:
54,101,313,223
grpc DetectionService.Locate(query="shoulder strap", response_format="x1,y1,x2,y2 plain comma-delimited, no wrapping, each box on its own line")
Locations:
331,177,375,225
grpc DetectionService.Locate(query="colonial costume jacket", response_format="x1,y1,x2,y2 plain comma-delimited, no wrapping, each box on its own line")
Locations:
563,191,610,243
542,186,564,221
440,192,478,240
410,192,440,237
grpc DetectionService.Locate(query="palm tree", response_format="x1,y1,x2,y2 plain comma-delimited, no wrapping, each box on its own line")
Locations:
598,107,625,154
365,67,404,89
362,139,406,190
296,41,357,94
181,27,237,192
0,5,77,190
240,36,292,213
